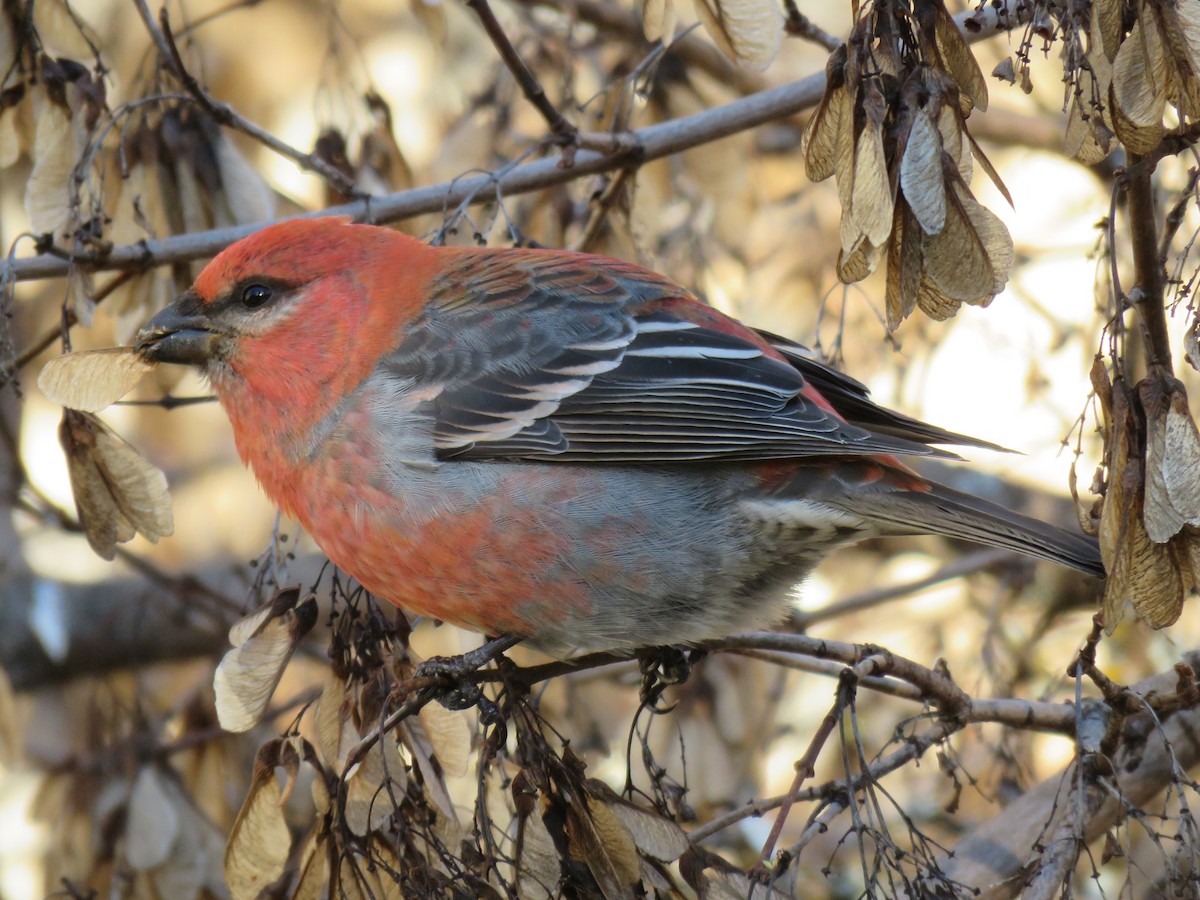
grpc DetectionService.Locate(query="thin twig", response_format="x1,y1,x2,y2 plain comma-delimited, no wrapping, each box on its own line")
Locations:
131,0,360,198
781,0,842,51
5,0,1031,284
466,0,576,143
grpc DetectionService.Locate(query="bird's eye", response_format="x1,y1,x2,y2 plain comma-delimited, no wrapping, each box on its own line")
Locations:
240,284,273,309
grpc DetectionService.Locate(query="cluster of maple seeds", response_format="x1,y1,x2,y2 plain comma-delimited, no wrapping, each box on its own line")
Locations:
801,2,1014,331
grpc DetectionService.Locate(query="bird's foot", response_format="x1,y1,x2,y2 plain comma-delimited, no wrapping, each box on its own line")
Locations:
413,633,520,710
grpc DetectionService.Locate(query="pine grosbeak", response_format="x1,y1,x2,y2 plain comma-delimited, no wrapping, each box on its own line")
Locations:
135,217,1101,656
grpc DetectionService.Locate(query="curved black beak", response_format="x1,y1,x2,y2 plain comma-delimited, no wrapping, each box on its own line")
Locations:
135,293,219,366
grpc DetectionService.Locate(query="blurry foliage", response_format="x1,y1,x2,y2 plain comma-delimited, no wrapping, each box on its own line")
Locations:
4,0,1200,897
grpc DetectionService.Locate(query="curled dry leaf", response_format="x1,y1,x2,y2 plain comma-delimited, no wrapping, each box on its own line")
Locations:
692,0,783,71
59,410,174,560
38,347,156,412
225,741,292,900
214,589,318,732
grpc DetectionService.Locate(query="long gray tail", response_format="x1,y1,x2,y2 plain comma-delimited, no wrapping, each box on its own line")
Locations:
840,479,1104,576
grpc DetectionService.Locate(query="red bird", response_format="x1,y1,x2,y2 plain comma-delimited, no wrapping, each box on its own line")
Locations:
136,217,1101,656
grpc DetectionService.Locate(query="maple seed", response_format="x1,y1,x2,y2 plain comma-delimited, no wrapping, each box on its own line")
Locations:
38,346,156,412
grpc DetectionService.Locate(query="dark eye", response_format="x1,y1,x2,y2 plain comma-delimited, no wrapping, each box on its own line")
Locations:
240,284,273,309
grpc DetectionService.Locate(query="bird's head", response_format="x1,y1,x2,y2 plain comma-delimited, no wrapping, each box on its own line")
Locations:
136,216,431,375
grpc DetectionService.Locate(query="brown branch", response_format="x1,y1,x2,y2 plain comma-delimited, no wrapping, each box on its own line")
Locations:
4,73,827,282
1126,155,1173,371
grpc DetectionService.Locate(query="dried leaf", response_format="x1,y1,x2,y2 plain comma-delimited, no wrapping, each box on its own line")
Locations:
691,0,783,70
642,0,678,46
214,589,317,732
59,410,174,560
1140,372,1200,542
900,108,946,235
125,767,181,871
38,347,156,412
225,741,292,900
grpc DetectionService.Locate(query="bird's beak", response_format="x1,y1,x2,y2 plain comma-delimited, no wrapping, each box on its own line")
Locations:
135,292,219,365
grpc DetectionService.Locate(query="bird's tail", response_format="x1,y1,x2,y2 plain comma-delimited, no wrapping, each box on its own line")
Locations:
837,478,1104,577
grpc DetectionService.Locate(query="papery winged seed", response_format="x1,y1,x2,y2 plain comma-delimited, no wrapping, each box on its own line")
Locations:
1109,81,1164,152
1142,376,1200,542
215,594,315,733
933,5,988,111
215,131,275,225
803,83,851,183
692,0,783,71
923,191,995,304
916,277,961,321
607,799,689,863
900,110,946,235
25,91,79,238
850,89,893,248
1180,0,1200,74
885,203,921,330
1113,19,1168,127
566,798,641,897
225,743,291,900
39,347,157,413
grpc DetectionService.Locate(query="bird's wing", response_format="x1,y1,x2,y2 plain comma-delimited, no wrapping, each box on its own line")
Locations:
380,249,970,463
